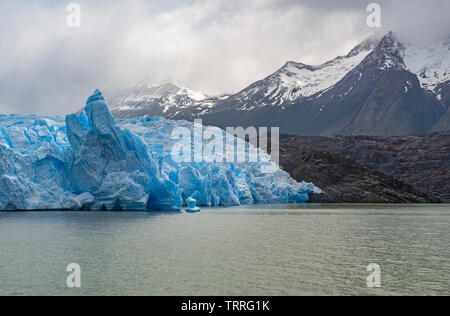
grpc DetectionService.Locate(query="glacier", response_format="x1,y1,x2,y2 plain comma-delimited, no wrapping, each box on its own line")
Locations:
0,90,319,211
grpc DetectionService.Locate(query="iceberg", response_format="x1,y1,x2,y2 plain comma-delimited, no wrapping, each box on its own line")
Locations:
0,90,320,211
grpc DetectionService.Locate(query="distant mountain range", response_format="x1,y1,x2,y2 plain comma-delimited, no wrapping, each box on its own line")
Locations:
111,32,450,136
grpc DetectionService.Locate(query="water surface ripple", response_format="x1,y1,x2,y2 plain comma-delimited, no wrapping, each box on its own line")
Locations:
0,204,449,296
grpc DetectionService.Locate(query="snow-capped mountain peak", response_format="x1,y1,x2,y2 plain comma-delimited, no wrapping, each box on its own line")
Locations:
111,81,214,119
118,81,206,103
346,35,381,57
111,31,450,135
364,32,450,91
222,36,380,111
361,31,407,71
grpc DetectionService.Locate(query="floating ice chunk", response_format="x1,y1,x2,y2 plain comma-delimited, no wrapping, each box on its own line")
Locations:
186,197,201,213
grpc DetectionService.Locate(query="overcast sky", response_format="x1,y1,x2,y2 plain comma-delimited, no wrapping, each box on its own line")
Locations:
0,0,449,115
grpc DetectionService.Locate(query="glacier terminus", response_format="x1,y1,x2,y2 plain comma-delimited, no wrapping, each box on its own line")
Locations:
0,90,319,211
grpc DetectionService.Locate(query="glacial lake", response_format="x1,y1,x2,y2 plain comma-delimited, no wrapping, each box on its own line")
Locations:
0,204,449,296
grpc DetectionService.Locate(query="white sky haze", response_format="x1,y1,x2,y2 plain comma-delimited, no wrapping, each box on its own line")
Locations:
0,0,449,115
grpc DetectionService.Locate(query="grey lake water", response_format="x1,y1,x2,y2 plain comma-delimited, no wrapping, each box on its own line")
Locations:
0,204,449,296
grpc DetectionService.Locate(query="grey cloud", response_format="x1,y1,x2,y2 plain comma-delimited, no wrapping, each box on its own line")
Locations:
0,0,448,115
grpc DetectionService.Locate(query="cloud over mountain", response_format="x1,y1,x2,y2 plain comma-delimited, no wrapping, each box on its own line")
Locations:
0,0,449,115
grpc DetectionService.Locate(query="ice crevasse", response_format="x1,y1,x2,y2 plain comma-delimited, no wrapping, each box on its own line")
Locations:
0,90,320,211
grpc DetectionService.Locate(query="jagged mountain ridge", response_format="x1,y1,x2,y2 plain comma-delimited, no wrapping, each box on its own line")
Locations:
110,82,219,120
111,32,450,136
211,36,380,112
111,37,379,119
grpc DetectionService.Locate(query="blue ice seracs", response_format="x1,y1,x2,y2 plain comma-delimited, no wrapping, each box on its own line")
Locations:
0,90,320,211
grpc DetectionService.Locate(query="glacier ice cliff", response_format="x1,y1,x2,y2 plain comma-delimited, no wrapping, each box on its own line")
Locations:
0,90,319,211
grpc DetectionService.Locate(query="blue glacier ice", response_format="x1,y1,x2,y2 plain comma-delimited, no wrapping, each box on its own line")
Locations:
0,90,320,211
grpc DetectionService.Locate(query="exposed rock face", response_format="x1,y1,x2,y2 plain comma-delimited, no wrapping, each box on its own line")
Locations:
434,111,450,132
433,81,450,132
280,132,450,203
279,146,442,203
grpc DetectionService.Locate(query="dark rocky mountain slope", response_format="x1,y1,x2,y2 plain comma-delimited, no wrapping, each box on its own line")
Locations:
203,32,447,136
433,81,450,132
111,32,450,135
279,146,442,203
279,132,450,202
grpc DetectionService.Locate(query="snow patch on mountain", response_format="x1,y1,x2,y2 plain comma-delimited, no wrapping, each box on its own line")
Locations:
403,41,450,91
277,52,370,100
109,81,219,121
234,38,379,110
113,82,207,112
